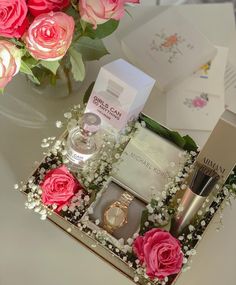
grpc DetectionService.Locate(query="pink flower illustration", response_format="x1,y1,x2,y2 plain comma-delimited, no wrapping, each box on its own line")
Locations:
192,97,207,108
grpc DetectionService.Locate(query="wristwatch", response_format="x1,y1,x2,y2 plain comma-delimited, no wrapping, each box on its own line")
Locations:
103,192,134,234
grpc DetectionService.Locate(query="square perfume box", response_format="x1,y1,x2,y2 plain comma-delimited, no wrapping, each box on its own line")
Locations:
85,59,156,132
19,112,236,285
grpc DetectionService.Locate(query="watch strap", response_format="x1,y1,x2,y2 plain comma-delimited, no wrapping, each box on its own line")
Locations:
119,192,134,207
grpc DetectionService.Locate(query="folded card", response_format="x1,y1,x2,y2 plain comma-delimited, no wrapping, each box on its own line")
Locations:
121,7,217,91
180,46,228,96
113,125,187,202
166,88,225,131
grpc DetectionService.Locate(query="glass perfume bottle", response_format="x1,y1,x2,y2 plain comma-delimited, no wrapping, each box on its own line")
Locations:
66,112,101,172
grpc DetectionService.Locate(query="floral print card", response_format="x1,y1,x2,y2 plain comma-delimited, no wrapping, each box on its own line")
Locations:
179,46,228,96
166,88,224,131
121,8,217,91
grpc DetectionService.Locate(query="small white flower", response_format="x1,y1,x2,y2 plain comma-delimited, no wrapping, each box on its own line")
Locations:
14,184,19,190
115,153,120,160
141,121,146,128
197,210,203,216
134,276,139,283
210,207,215,214
84,195,90,202
177,205,184,212
122,256,127,262
56,120,63,128
64,112,72,119
67,228,72,233
187,234,192,240
34,207,41,213
52,204,57,210
188,225,195,232
201,220,206,227
40,215,47,221
190,249,197,255
127,238,133,245
146,204,154,214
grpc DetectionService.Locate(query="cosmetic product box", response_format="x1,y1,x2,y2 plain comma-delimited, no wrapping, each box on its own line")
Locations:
19,112,236,285
85,59,156,133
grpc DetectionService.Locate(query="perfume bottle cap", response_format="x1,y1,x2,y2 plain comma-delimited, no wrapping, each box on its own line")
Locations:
81,112,101,134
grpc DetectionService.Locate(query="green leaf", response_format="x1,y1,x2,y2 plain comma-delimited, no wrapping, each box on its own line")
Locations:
139,113,198,152
22,57,38,68
69,47,85,81
8,38,25,47
0,88,4,95
84,19,119,39
83,81,95,104
80,19,87,32
183,135,198,152
139,113,170,138
73,37,109,61
140,209,149,234
169,131,186,149
40,60,60,75
20,61,40,85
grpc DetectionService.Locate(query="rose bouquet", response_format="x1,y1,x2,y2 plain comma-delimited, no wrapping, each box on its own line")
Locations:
0,0,139,93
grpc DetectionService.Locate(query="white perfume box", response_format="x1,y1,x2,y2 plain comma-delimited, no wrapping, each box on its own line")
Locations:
85,59,156,132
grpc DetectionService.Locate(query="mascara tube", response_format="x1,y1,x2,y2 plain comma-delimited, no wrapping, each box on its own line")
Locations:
170,163,219,237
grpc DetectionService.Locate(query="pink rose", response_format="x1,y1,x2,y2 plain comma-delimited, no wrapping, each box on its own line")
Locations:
0,41,21,89
79,0,139,29
40,165,82,211
133,229,183,279
28,0,70,17
24,11,74,61
0,0,29,38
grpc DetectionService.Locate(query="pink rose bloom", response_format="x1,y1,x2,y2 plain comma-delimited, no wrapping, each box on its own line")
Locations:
192,97,207,108
40,165,82,211
24,12,74,61
0,41,21,89
28,0,70,17
0,0,29,38
133,229,183,279
79,0,139,29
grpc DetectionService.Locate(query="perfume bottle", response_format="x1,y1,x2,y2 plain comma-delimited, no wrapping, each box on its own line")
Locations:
66,112,101,171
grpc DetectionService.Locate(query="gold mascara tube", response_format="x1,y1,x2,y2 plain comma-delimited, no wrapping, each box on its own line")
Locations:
171,109,236,237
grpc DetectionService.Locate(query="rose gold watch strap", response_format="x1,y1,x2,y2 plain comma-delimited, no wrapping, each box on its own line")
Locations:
119,192,134,207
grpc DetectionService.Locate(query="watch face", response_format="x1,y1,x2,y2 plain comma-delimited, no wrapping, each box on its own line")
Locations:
105,206,126,228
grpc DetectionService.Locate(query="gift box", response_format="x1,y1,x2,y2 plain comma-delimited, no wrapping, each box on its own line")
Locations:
18,109,236,285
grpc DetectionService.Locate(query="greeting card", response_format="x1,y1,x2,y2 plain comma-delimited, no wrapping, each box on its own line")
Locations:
166,88,225,131
121,8,217,91
180,46,228,96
